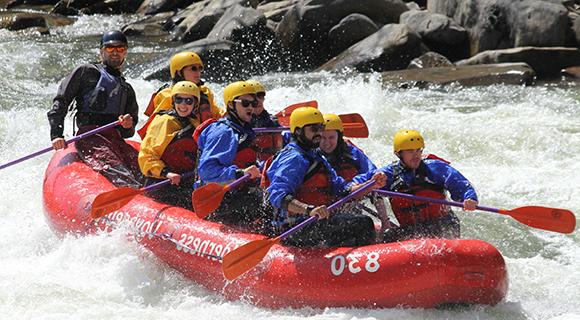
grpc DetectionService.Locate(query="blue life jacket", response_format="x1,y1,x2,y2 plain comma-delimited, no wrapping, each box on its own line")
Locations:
80,65,123,115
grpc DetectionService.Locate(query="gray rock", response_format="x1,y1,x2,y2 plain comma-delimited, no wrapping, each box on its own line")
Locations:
317,24,428,72
407,51,453,69
276,0,409,68
122,12,175,37
400,9,467,60
328,13,379,57
137,0,196,15
381,62,535,87
258,0,298,22
456,46,580,77
207,4,268,42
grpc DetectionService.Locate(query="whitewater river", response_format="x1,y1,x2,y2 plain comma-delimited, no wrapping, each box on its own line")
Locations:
0,15,579,320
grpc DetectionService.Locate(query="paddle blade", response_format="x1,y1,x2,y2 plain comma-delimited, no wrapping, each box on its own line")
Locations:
502,206,576,234
192,183,228,219
339,113,369,138
276,100,318,126
91,187,143,219
222,237,280,280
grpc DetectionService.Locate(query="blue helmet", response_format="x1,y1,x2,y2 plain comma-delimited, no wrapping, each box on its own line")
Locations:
100,30,127,47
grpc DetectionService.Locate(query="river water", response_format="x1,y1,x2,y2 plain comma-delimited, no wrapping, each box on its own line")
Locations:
0,14,579,320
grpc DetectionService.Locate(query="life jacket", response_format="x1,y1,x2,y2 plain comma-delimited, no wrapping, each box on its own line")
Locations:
193,118,257,170
253,133,284,162
261,146,335,206
388,154,452,226
158,110,197,173
80,64,124,115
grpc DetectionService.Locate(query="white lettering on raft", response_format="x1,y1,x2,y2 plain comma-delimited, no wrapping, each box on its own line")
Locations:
329,252,380,276
176,233,235,262
104,211,163,235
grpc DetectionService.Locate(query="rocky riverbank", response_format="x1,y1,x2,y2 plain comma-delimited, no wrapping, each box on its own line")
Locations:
3,0,580,87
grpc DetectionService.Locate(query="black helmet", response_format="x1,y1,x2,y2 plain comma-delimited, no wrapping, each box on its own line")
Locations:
100,30,127,47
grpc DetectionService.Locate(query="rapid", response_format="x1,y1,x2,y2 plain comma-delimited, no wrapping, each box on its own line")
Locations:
0,15,579,320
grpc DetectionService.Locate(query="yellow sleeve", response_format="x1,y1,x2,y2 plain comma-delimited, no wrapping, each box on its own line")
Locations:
138,114,180,178
200,85,225,119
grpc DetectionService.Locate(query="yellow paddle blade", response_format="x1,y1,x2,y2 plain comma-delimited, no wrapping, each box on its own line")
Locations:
91,187,143,219
222,237,280,281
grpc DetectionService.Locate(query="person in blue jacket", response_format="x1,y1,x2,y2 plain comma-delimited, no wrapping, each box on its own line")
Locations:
352,129,478,242
195,81,264,231
263,107,386,247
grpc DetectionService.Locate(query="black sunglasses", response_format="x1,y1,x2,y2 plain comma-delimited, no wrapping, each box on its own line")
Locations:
189,65,203,72
174,96,197,105
234,99,258,108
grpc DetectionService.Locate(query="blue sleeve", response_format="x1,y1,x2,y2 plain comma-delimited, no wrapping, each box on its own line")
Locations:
266,151,308,209
350,144,377,174
197,123,240,183
427,160,478,202
349,163,395,189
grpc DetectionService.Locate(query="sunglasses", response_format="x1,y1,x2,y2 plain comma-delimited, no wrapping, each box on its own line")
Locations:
256,92,266,99
174,96,197,105
103,46,127,54
188,65,204,72
234,99,258,108
306,124,325,132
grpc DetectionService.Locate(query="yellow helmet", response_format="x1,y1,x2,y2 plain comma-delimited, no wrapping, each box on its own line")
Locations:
290,107,324,133
223,81,256,107
323,113,343,132
393,129,425,152
171,81,200,101
169,51,203,79
246,79,266,93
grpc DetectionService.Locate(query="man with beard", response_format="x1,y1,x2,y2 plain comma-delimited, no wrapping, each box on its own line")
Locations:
352,129,478,242
194,81,264,231
263,107,386,247
47,30,142,188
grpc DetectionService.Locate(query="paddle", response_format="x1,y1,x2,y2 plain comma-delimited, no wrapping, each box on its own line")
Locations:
275,100,318,126
91,171,196,219
222,179,377,280
373,189,576,234
192,173,252,219
0,120,121,171
254,112,369,138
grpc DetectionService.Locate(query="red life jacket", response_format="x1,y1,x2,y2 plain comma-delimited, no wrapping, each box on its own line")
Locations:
260,146,335,206
253,133,283,163
159,111,197,173
192,118,257,170
326,140,360,181
388,154,452,226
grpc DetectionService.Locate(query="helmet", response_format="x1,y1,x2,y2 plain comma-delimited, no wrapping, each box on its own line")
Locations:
101,30,127,47
393,129,425,152
290,107,324,133
170,51,204,79
246,79,266,94
171,81,200,101
223,81,256,107
323,113,343,132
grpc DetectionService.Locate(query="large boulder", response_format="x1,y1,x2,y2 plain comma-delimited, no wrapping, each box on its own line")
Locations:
173,0,259,42
137,0,195,15
317,24,428,72
381,62,535,87
258,0,299,22
428,0,571,55
276,0,409,68
122,12,175,37
327,13,379,57
456,46,580,77
400,9,468,60
207,4,268,42
407,51,454,69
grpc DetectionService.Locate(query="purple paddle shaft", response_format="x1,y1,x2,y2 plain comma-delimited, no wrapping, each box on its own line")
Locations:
373,189,499,213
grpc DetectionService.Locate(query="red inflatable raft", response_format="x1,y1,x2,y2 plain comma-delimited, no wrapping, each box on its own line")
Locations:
42,143,508,309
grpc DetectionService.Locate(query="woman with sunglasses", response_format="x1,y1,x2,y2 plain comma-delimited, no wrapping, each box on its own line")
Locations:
246,80,284,164
194,81,267,231
138,81,201,209
137,51,223,139
262,107,386,247
47,30,143,188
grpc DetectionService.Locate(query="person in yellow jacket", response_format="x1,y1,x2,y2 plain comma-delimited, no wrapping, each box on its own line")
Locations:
138,81,201,209
137,51,223,138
